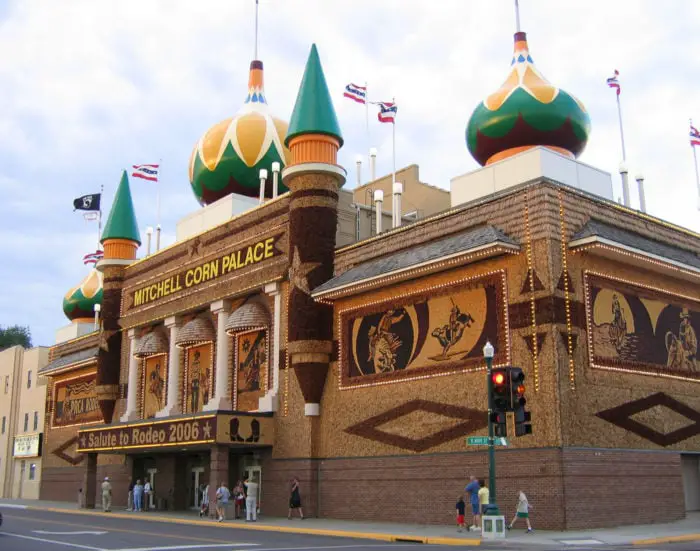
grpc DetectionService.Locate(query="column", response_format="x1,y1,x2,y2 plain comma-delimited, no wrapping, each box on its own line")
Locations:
82,453,97,509
204,300,231,411
120,329,139,422
259,282,281,412
156,316,181,418
208,445,230,518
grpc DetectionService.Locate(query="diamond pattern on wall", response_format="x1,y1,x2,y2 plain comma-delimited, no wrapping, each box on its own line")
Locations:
53,436,85,466
596,392,700,447
345,399,487,452
521,269,545,294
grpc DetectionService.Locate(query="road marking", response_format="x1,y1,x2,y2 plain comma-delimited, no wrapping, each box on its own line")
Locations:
0,503,28,509
112,546,257,551
559,539,605,545
0,532,104,550
34,530,108,535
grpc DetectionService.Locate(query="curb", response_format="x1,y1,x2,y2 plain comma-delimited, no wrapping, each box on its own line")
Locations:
632,533,700,545
33,506,480,546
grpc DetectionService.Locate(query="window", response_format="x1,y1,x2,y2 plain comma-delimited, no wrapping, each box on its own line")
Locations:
33,411,38,431
1,416,5,434
27,370,32,389
23,413,28,432
29,463,36,480
4,375,8,394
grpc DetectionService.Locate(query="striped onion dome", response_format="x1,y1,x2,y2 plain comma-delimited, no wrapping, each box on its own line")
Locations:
175,315,215,348
134,327,168,358
188,60,291,205
466,31,590,166
225,302,270,335
62,268,103,322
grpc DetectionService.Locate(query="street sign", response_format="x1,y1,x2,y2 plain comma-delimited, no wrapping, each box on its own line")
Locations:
467,436,508,446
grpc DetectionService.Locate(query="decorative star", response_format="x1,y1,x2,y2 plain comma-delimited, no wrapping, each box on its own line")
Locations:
203,421,212,439
289,247,321,295
79,434,86,448
188,238,202,259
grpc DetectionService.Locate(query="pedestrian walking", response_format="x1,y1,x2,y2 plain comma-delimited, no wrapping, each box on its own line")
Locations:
455,496,466,532
215,481,230,522
127,481,134,511
478,479,490,517
507,490,533,533
233,481,245,519
101,477,112,512
200,483,210,518
133,479,144,512
244,477,259,522
287,477,304,520
464,475,481,531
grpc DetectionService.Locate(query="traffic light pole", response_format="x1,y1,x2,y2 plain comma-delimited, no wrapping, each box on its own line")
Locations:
485,353,500,516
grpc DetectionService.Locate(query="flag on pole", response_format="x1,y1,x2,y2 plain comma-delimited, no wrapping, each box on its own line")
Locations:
73,193,101,212
83,212,99,222
132,164,160,182
377,102,397,123
607,70,621,95
690,124,700,147
343,83,367,104
83,250,104,265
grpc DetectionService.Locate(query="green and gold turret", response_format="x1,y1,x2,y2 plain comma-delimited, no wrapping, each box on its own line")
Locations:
283,44,345,418
95,170,141,424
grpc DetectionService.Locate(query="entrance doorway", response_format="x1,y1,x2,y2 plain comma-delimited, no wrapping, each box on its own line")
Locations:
244,466,262,514
682,454,700,511
191,467,205,509
17,460,25,499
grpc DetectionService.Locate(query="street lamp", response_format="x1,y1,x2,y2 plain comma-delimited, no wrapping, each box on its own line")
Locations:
483,340,500,516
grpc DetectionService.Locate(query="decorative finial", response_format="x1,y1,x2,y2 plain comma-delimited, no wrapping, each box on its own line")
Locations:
254,0,259,60
514,0,521,32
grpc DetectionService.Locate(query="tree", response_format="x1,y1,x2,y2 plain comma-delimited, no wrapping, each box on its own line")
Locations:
0,325,32,350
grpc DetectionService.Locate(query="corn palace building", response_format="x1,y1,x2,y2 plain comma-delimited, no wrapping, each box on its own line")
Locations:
39,33,700,530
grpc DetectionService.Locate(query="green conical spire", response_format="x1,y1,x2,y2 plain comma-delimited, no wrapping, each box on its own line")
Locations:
285,44,343,148
100,170,141,245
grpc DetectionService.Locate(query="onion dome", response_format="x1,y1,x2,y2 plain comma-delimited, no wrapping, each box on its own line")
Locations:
466,31,590,166
62,268,103,322
134,327,168,358
189,60,291,205
175,314,215,348
225,302,269,335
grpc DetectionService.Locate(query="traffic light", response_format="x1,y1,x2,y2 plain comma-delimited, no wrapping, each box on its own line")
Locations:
509,367,533,436
491,411,507,437
491,368,510,412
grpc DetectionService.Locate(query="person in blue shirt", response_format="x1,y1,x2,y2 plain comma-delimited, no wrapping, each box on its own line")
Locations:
464,475,481,531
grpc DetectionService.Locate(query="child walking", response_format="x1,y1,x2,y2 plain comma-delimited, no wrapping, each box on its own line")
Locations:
507,490,533,532
455,496,466,532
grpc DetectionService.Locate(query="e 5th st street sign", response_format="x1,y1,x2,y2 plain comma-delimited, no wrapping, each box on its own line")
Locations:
467,436,508,446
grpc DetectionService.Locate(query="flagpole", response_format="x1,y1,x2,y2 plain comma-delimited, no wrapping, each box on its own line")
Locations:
156,158,162,251
616,92,627,162
693,142,700,211
97,184,104,250
392,97,396,185
365,81,370,175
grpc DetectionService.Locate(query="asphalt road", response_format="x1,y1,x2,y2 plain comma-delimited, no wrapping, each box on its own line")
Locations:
0,508,697,551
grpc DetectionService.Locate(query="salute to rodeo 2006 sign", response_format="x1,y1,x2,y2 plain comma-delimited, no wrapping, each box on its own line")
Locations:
128,235,282,310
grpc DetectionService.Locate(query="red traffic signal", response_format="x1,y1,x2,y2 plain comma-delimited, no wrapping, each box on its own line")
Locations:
492,372,505,385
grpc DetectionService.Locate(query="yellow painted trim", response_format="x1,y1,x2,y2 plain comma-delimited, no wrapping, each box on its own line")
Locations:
632,534,700,545
78,438,216,453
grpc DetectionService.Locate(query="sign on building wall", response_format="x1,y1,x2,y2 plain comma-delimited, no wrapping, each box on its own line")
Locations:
142,354,167,419
76,413,273,452
585,273,700,380
340,271,509,388
235,329,268,411
52,373,102,427
183,344,212,414
13,433,42,458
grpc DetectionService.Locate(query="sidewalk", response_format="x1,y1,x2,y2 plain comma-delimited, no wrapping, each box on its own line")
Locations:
2,498,700,547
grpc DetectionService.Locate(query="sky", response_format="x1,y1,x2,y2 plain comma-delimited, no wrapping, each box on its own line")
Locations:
0,0,699,347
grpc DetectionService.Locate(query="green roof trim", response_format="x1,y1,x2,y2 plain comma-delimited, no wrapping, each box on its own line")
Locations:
101,170,141,245
285,44,343,148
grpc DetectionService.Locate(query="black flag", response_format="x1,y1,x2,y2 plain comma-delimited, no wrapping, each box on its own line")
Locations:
73,193,101,212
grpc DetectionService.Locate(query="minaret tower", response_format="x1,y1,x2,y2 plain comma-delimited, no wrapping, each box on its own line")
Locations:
283,44,345,417
95,170,141,424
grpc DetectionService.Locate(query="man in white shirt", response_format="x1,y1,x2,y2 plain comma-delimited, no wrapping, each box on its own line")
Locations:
101,477,112,512
244,478,259,522
143,481,152,511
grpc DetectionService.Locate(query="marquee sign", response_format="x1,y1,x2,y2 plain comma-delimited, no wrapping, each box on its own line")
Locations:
126,235,282,311
13,433,42,458
76,412,273,452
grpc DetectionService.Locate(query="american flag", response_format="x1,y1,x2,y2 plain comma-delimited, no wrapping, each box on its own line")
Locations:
343,83,367,104
607,70,620,96
690,124,700,147
132,164,159,182
83,250,104,265
377,102,397,123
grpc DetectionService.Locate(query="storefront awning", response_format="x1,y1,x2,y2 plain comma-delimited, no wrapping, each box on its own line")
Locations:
312,225,519,300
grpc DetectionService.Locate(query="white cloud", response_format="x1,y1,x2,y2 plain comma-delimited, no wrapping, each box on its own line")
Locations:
0,0,698,345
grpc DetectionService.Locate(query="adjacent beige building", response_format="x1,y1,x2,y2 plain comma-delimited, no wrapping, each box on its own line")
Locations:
0,345,49,499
